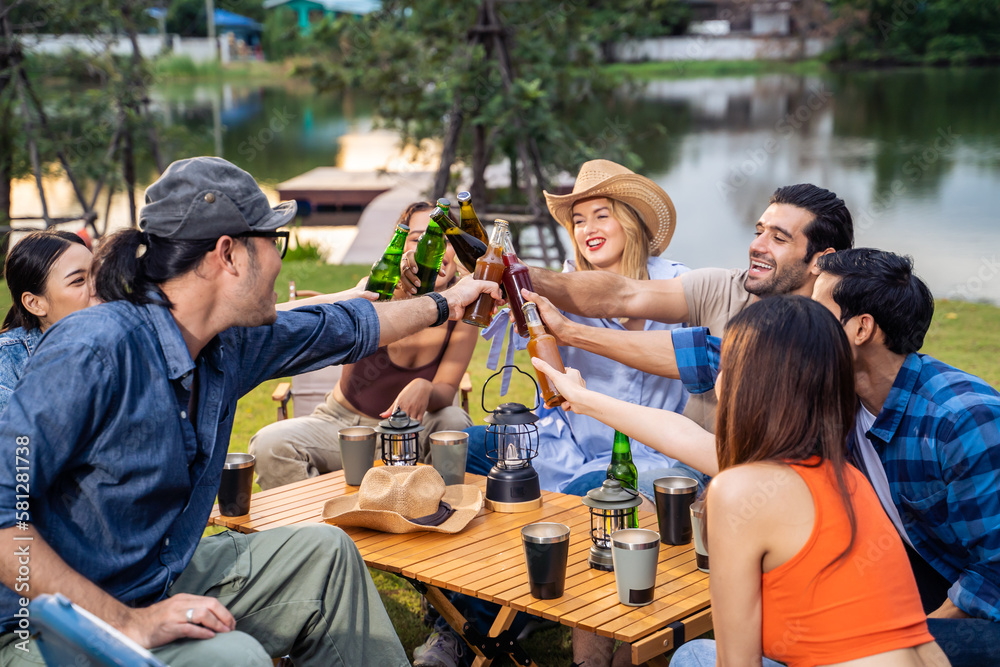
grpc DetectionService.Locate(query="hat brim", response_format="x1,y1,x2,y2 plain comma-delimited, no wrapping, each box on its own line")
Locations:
543,174,676,257
257,200,298,231
322,483,484,534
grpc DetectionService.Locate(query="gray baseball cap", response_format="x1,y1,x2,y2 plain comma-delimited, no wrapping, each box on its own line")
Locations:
139,157,297,240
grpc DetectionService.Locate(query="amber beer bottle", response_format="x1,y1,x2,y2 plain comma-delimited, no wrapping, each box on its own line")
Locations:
501,235,533,337
522,301,567,408
462,220,509,327
456,191,489,245
431,206,486,274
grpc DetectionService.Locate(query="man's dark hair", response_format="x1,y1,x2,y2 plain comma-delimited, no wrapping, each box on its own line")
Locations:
94,229,252,308
817,249,934,355
770,184,854,260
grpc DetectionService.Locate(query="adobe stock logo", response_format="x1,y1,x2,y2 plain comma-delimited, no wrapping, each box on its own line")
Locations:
238,108,296,162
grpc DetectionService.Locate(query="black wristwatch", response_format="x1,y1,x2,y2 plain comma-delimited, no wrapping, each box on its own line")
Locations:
427,292,450,327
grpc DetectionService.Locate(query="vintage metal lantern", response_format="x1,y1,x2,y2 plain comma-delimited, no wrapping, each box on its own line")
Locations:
375,407,423,466
582,478,642,571
482,366,543,513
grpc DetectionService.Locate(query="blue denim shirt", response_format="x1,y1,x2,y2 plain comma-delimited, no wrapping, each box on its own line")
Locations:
0,326,43,414
0,297,379,631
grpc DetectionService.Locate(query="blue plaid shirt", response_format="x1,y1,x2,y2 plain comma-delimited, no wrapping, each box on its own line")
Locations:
672,326,721,395
672,326,1000,621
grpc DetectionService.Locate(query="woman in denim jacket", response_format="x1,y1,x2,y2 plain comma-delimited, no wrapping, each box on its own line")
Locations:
0,230,97,412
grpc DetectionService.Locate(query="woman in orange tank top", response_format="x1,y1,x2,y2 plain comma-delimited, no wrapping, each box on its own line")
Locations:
668,296,948,667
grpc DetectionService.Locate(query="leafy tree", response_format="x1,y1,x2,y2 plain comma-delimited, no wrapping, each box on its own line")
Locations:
296,0,688,211
1,0,169,237
828,0,1000,65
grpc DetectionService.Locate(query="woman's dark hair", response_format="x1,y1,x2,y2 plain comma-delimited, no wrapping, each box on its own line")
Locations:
2,230,88,332
714,295,858,568
817,248,934,355
93,229,246,308
770,184,854,260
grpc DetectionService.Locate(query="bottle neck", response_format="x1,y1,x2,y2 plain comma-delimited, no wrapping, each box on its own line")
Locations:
611,431,632,458
488,222,508,248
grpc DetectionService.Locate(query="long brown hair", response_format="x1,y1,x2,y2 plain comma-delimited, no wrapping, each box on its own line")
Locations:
715,295,858,566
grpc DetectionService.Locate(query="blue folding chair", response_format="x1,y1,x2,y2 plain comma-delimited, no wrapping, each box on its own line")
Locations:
29,593,167,667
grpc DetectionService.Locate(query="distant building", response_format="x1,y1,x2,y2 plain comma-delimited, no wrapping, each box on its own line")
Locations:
262,0,380,35
683,0,801,36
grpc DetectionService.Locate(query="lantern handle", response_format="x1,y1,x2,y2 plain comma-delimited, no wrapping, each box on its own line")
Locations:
482,364,540,413
605,472,641,500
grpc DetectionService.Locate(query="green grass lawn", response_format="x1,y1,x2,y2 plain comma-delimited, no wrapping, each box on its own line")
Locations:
2,260,998,664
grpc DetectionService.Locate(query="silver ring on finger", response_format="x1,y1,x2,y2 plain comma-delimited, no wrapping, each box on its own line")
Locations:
186,608,195,624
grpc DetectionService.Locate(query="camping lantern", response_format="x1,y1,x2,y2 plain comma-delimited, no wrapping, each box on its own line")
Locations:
582,478,642,571
375,407,423,466
482,366,543,513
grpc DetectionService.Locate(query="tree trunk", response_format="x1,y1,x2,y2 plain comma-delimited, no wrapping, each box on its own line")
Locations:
471,123,489,206
432,92,464,200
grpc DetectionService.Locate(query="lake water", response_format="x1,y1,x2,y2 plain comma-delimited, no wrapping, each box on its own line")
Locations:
16,67,1000,304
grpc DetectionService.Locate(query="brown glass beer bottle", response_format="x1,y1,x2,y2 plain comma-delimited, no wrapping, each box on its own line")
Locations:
522,301,567,408
462,220,509,327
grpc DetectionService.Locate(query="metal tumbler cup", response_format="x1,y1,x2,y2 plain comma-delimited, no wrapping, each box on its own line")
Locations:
522,523,571,599
218,453,255,516
653,476,698,545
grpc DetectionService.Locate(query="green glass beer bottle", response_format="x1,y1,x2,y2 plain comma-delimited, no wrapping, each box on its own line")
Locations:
365,221,409,301
431,206,487,274
413,207,448,295
607,430,639,528
437,198,452,217
457,191,489,245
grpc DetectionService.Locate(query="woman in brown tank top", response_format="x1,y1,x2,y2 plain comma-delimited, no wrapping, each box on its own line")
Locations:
250,202,478,490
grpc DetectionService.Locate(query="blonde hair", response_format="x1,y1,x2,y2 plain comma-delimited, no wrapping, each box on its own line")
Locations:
572,198,651,281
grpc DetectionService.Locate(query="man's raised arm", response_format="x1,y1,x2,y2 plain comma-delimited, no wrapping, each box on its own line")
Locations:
373,276,501,347
528,266,690,323
528,293,684,379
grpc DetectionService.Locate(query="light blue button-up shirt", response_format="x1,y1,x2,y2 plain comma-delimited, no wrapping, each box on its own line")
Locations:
532,256,690,492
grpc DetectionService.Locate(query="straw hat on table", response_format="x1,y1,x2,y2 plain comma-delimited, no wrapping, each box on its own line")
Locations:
323,466,483,534
543,159,677,257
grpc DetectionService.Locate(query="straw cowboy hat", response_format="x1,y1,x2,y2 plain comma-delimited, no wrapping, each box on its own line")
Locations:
322,466,483,534
543,159,677,257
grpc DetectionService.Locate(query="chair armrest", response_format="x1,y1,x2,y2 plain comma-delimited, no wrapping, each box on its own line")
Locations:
272,382,292,402
460,372,472,414
272,382,292,421
294,290,323,299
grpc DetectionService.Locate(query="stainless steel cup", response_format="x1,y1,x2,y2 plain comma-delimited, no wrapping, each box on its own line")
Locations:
522,522,571,599
218,453,255,516
653,476,698,545
429,431,469,486
339,427,377,486
691,500,709,573
611,528,660,606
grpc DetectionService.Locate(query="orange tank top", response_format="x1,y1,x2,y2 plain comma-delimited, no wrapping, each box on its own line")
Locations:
760,459,933,667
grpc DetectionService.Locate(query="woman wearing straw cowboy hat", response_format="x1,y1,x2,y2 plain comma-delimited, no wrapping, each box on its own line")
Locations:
464,159,707,500
410,160,707,667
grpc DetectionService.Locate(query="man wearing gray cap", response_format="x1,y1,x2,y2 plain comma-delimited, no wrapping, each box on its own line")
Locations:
0,157,500,666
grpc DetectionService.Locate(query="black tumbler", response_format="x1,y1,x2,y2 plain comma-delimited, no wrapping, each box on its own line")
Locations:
218,453,255,516
653,476,699,545
521,523,571,599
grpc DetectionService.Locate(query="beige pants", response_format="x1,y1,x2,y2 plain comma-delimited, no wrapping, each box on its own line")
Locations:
249,395,472,490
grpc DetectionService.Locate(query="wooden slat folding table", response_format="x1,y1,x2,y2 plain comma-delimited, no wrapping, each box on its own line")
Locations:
209,470,711,666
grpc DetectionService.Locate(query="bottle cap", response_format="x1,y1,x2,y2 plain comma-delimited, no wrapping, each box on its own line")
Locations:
457,191,471,203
